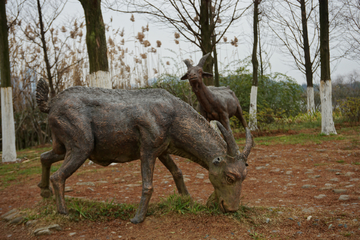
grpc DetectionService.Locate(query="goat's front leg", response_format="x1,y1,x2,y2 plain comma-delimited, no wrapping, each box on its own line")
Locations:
158,154,189,196
38,150,65,198
131,154,156,224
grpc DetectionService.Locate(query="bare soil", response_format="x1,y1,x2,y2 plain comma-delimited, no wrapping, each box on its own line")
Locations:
1,128,360,240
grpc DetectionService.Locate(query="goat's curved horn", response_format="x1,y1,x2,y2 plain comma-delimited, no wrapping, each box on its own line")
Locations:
183,59,193,69
216,121,238,158
242,128,253,161
197,53,211,68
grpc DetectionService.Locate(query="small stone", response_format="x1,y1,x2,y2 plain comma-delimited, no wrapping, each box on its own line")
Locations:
339,195,350,201
1,209,18,220
96,181,108,184
69,232,77,237
350,178,359,182
336,172,341,175
76,182,95,186
270,168,280,173
65,187,73,192
183,178,191,182
333,189,347,194
48,224,62,231
314,194,326,199
195,173,205,179
344,172,355,177
345,185,354,188
87,187,95,192
297,231,303,234
26,220,38,227
328,169,341,172
203,179,210,184
302,184,316,189
330,178,339,182
286,183,296,186
328,224,333,229
266,218,270,223
9,216,24,224
34,227,52,236
309,175,321,178
307,216,312,221
286,171,292,175
2,212,19,222
302,207,315,213
256,166,266,170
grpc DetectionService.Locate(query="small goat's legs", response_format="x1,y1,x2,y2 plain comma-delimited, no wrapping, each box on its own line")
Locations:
158,154,189,196
50,150,88,215
37,150,65,198
131,154,156,224
236,105,248,129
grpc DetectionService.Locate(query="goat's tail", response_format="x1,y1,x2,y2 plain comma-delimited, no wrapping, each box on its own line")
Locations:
36,78,50,113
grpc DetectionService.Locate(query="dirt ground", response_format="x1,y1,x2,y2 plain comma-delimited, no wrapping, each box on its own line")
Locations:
0,128,359,239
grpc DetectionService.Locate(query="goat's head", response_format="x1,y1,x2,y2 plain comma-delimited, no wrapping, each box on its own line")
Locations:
208,121,253,213
181,53,213,91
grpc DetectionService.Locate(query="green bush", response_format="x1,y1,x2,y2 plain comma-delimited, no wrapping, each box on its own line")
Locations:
336,97,360,123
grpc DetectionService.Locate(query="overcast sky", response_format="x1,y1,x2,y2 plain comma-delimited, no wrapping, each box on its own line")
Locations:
63,0,360,86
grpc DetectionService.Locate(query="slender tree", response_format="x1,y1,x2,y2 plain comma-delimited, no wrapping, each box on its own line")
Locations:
249,0,261,130
319,0,336,135
79,0,110,88
264,0,319,114
1,0,17,162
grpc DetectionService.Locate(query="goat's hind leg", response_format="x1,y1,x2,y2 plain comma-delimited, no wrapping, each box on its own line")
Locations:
38,150,65,198
50,150,88,215
158,154,189,196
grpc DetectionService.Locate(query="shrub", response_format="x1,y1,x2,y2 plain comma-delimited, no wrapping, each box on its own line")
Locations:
336,97,360,123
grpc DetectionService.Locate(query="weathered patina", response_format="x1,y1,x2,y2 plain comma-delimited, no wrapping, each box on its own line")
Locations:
181,53,248,131
36,79,253,223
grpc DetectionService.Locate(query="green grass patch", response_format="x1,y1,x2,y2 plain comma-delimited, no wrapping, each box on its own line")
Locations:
0,145,59,189
336,160,345,164
352,162,360,165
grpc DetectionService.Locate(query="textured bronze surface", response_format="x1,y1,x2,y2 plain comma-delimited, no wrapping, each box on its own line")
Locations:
181,53,248,131
36,79,252,223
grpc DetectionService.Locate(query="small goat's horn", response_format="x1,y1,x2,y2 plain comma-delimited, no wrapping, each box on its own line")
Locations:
183,59,193,69
242,128,253,161
197,53,211,68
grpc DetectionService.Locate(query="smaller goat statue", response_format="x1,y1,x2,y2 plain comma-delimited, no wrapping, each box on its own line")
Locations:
36,79,253,224
181,53,248,131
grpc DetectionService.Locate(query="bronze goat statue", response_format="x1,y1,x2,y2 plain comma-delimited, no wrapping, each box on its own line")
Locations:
36,79,253,223
181,53,248,131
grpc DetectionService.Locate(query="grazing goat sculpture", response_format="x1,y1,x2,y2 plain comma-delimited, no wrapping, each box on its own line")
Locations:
36,79,253,224
181,53,248,131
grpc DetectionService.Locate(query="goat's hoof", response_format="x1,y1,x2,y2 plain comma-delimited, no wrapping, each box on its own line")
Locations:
40,188,53,198
58,208,69,215
130,216,144,224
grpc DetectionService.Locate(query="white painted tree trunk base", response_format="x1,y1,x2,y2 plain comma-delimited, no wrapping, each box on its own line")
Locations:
307,86,315,114
249,86,258,131
320,80,337,135
1,87,17,162
88,70,112,89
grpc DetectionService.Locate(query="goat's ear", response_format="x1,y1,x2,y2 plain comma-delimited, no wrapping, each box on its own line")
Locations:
202,72,213,78
180,74,188,80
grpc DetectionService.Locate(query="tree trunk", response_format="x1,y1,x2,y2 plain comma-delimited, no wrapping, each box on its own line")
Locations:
319,0,336,135
301,0,315,114
249,0,260,131
209,3,219,87
37,0,55,97
200,0,214,86
0,0,17,162
79,0,111,88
